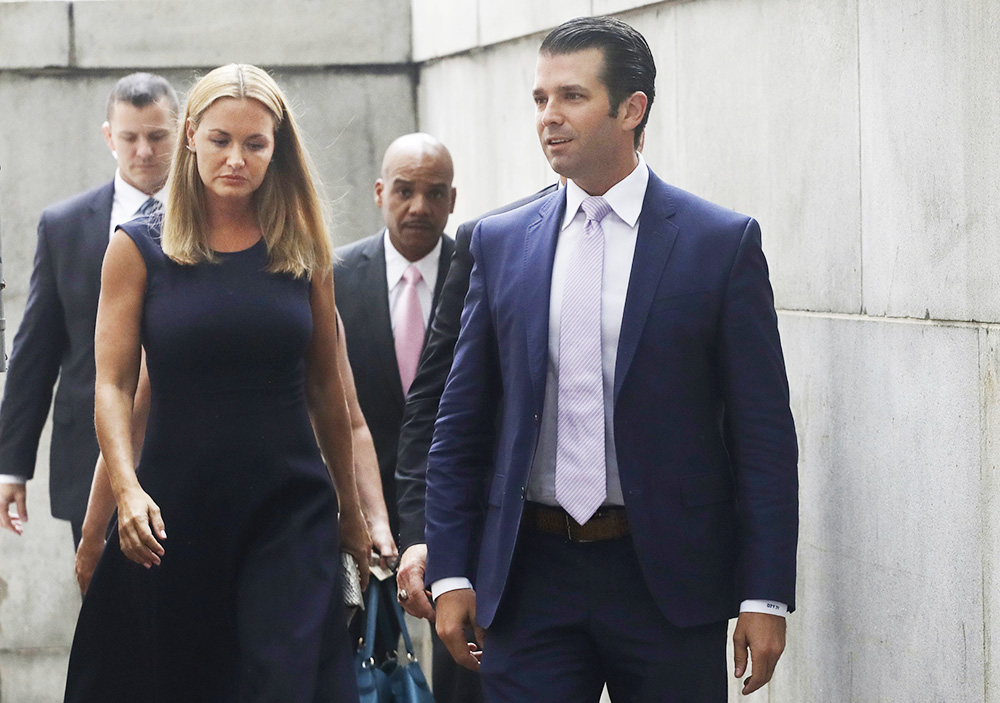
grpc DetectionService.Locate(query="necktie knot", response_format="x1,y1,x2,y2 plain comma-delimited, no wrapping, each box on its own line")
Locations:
580,196,612,225
402,264,422,286
136,197,163,218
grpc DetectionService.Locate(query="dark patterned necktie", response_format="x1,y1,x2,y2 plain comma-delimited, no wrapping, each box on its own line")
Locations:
136,197,162,218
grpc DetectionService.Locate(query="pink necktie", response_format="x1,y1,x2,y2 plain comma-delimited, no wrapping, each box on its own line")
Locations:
394,265,424,395
555,196,612,525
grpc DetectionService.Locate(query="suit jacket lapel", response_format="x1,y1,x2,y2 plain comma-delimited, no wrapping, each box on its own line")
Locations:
523,191,566,414
82,182,115,291
614,172,678,402
361,234,405,408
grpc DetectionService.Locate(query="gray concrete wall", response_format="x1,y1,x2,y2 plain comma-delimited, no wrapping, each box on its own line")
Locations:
414,0,1000,701
0,1,416,700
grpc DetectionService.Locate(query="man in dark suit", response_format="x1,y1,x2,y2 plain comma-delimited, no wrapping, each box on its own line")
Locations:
395,184,556,703
425,17,798,702
336,132,480,701
0,73,179,547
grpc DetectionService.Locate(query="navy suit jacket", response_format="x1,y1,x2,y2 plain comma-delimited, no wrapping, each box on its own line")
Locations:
0,181,113,523
334,231,455,539
425,169,798,629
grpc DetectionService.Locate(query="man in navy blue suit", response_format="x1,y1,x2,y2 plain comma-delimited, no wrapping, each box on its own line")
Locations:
0,73,178,547
424,17,798,701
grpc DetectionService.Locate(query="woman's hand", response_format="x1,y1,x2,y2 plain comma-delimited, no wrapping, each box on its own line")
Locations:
339,507,372,591
115,485,166,568
75,535,106,595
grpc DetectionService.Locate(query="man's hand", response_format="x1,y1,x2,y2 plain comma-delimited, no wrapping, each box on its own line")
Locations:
0,482,27,535
435,588,485,672
367,517,399,571
396,544,435,621
733,611,786,695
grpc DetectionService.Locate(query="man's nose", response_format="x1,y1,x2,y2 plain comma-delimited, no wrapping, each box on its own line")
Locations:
410,193,431,215
541,100,563,126
136,139,154,159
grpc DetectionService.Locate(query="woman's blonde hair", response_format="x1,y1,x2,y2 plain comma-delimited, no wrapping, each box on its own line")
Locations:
162,63,331,278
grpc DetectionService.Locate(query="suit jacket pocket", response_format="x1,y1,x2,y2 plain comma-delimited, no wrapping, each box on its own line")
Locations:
681,472,734,507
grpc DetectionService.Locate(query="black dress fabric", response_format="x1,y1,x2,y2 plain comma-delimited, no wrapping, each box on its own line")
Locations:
64,219,359,703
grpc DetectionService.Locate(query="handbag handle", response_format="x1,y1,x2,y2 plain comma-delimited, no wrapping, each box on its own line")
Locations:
390,588,419,659
360,577,381,661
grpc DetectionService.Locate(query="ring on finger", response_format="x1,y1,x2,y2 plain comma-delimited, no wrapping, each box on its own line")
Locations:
398,588,409,601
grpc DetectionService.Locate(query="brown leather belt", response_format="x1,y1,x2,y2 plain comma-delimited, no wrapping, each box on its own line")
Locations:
522,503,629,542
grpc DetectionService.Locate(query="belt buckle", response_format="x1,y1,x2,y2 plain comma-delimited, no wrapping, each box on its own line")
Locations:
565,513,597,543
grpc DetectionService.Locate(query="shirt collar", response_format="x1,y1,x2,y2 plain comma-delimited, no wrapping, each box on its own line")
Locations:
114,168,167,216
383,229,443,288
562,153,649,231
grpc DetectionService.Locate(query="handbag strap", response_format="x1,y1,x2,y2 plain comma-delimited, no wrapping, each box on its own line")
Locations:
360,578,381,660
390,589,418,658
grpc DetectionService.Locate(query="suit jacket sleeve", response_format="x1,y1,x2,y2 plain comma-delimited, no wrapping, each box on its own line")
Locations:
720,218,799,609
395,221,474,550
424,222,501,583
0,211,69,479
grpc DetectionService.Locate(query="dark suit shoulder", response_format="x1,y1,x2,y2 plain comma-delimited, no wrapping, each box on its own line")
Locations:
454,184,559,247
334,231,382,267
41,181,114,228
651,174,752,233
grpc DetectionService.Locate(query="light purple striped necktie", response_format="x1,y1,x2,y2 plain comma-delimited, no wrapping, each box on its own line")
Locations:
555,195,612,525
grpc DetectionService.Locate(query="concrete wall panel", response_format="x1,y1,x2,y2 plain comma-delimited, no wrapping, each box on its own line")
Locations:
272,70,417,247
860,0,1000,323
0,2,69,70
983,326,1000,703
419,38,555,228
73,0,411,68
674,0,862,313
411,0,478,61
780,312,985,701
477,0,591,47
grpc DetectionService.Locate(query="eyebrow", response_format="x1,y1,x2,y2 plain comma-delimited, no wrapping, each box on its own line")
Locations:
207,128,269,139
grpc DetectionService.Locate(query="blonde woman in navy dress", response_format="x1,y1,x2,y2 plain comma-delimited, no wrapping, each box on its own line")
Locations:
64,64,371,702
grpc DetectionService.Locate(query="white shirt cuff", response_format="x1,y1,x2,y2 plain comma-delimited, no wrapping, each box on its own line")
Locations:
0,475,26,485
740,599,788,617
430,577,474,601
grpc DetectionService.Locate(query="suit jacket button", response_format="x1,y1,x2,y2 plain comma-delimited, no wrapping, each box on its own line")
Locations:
520,487,526,500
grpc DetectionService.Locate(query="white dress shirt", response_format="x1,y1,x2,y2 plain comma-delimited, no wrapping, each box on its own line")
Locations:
383,229,441,334
0,170,165,487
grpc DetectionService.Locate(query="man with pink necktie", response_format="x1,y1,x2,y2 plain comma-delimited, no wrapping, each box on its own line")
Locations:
333,132,461,690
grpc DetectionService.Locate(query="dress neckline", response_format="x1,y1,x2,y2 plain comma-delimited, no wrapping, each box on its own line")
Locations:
213,237,265,256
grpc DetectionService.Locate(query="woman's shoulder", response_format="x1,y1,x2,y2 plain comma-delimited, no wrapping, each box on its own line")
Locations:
116,215,165,261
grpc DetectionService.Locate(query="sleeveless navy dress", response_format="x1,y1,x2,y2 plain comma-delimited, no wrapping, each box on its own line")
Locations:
64,219,359,702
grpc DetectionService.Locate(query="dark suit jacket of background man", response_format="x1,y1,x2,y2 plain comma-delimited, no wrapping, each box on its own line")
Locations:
334,230,455,540
0,182,114,526
395,184,558,551
425,169,798,629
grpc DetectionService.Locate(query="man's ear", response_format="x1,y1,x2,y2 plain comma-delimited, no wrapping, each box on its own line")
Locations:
448,187,457,214
620,91,648,133
374,178,385,208
102,121,115,156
